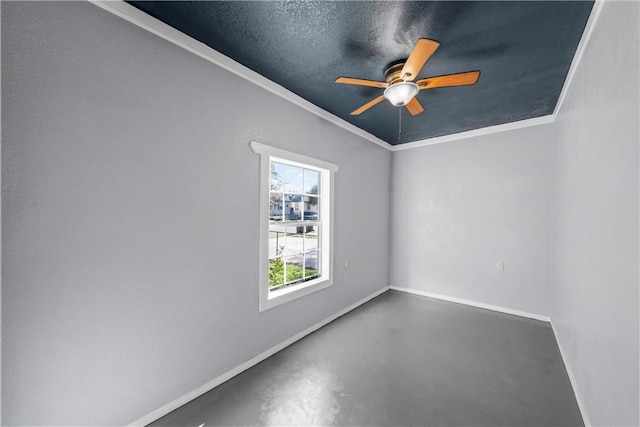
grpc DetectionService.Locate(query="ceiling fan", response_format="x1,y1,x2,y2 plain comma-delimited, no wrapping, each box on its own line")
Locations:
335,38,480,116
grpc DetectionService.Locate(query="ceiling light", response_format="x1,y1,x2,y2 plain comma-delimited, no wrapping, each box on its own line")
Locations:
383,82,419,106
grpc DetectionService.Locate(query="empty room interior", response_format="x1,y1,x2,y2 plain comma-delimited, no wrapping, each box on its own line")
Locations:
2,1,639,426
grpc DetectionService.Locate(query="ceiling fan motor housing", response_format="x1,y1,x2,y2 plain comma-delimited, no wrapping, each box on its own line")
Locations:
384,63,406,84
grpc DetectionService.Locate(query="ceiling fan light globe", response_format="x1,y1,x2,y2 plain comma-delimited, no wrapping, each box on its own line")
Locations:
384,82,419,106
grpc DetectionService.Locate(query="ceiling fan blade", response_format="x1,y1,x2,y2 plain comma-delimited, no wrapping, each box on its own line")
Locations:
400,38,440,81
335,77,389,88
351,95,385,115
405,97,424,116
417,70,481,90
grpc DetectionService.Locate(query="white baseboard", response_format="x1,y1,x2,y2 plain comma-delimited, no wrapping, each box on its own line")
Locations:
389,286,551,322
128,285,390,426
550,321,591,427
390,285,589,426
131,285,590,427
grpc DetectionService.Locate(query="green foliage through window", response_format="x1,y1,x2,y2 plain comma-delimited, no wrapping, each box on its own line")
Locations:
269,246,318,289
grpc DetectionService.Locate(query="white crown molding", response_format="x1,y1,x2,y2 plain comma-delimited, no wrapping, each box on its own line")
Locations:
89,0,392,151
553,0,605,117
391,115,555,151
91,0,602,153
393,0,603,151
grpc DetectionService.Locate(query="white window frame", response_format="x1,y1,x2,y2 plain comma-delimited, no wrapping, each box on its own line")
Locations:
251,141,338,311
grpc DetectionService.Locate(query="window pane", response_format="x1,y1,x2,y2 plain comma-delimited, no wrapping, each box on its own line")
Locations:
302,196,319,221
289,226,306,256
304,250,319,278
269,193,283,222
283,193,302,220
284,164,303,194
269,225,302,257
269,257,284,288
269,226,287,258
304,169,320,195
303,227,318,252
270,162,284,192
285,256,304,284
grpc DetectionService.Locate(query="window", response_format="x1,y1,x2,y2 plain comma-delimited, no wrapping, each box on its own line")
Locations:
251,141,338,311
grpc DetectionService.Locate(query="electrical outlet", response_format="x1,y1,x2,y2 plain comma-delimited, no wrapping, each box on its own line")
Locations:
496,261,504,271
344,258,349,268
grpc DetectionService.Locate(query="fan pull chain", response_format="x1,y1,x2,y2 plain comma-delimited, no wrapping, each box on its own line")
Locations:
398,107,402,144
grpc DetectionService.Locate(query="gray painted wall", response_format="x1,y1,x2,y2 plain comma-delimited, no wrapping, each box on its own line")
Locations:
551,1,639,425
3,1,639,426
1,2,390,425
390,126,555,317
390,2,639,425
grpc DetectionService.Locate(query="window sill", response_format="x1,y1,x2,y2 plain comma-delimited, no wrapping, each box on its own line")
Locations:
261,276,333,311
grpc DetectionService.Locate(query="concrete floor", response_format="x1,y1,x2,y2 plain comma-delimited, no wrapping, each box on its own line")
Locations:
151,290,583,426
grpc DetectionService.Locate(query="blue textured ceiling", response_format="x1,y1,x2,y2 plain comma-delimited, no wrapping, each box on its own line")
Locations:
128,1,593,145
